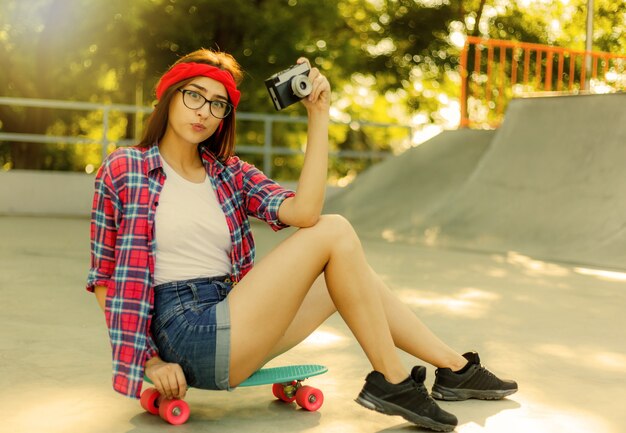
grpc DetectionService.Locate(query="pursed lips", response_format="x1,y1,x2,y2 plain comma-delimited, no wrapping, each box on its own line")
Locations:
191,123,207,131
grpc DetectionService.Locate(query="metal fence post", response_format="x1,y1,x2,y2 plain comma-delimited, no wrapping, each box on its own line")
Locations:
102,107,110,162
585,0,594,90
263,116,273,177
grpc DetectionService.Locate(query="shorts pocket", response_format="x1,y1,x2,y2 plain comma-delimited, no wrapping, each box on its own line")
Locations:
182,300,219,327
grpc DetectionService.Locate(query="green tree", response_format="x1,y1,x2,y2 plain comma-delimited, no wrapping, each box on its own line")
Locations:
140,0,347,108
1,0,625,174
0,0,147,169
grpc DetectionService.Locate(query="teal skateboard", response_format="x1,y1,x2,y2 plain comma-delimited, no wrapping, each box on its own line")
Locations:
140,364,328,425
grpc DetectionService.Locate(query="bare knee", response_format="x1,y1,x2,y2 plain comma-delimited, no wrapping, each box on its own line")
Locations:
312,214,361,251
309,214,353,234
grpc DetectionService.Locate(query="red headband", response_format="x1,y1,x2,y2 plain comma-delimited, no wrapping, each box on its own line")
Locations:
155,62,241,108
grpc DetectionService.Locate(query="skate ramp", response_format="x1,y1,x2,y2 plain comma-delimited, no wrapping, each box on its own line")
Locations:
329,93,626,270
324,129,495,237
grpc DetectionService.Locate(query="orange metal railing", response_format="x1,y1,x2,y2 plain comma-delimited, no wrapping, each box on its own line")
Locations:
460,36,626,128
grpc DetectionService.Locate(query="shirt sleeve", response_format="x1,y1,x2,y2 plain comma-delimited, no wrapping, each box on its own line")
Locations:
240,161,296,231
86,162,121,292
145,333,159,360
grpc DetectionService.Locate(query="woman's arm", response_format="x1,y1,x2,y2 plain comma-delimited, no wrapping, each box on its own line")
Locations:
278,59,331,228
94,285,107,312
87,162,120,293
95,284,186,399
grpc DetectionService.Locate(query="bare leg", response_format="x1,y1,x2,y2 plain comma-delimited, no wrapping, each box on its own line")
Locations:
262,274,336,363
369,265,466,370
227,215,408,387
266,265,467,371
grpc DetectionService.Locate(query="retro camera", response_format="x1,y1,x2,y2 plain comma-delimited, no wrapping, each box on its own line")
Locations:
265,63,312,110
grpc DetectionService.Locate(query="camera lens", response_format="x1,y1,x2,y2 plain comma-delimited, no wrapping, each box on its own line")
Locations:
291,75,312,98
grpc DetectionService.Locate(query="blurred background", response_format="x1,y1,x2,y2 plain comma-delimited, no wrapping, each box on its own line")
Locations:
1,0,625,183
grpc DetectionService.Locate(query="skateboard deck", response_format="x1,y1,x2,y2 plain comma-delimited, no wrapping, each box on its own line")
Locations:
141,364,328,425
239,364,327,387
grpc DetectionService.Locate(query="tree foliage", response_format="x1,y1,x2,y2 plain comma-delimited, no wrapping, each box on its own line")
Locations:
1,0,624,175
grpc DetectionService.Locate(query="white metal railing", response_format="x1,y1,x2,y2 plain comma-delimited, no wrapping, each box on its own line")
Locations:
0,97,413,177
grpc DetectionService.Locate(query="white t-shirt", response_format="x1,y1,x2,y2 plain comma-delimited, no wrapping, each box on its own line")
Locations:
153,158,232,285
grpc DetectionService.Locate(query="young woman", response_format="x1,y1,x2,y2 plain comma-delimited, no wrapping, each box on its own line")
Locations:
87,48,517,432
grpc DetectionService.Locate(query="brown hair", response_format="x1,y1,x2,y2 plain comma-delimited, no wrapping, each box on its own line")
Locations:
136,49,244,161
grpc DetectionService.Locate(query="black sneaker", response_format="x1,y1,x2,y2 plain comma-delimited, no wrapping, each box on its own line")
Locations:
356,366,458,432
431,352,518,401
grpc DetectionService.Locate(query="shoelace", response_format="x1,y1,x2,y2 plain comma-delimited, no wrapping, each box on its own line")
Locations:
414,382,438,407
478,366,496,377
477,365,501,384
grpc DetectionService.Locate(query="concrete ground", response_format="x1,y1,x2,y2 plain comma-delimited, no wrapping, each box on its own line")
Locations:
2,215,624,433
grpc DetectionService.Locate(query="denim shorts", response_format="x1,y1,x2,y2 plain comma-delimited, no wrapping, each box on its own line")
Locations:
151,276,234,391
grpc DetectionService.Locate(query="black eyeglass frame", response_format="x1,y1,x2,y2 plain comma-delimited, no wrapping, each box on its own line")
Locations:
177,88,234,119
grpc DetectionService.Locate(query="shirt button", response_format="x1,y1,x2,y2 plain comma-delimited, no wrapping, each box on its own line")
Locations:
154,201,159,207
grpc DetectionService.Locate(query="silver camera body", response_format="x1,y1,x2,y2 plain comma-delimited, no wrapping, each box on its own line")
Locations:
265,63,312,110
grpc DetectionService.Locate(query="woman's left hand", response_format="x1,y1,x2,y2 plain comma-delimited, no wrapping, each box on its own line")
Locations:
297,58,331,114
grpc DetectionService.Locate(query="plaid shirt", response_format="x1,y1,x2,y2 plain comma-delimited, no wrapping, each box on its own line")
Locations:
87,144,295,399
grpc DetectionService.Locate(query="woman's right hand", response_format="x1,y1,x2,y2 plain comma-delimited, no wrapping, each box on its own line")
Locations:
145,356,187,400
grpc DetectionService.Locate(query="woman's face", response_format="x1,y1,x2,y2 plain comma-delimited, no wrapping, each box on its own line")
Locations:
166,76,229,146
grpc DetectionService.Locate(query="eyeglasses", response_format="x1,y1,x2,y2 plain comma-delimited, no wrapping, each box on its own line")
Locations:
178,89,233,119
